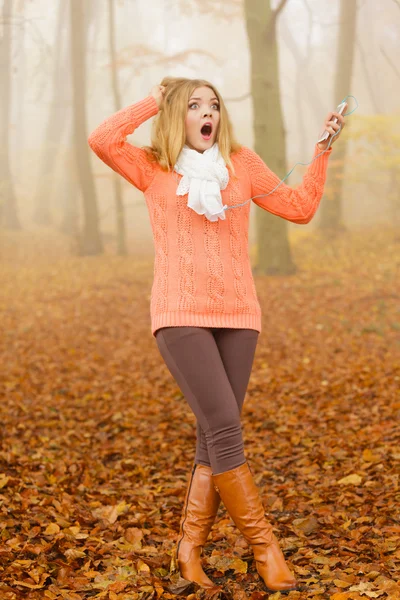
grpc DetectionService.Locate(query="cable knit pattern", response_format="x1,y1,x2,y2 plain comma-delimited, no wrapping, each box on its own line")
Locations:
177,194,197,312
204,219,224,313
149,194,168,317
244,224,260,307
88,99,159,192
88,95,333,337
237,144,332,224
228,181,252,314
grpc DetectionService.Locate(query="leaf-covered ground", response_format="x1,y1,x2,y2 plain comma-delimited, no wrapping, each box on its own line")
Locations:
0,226,399,600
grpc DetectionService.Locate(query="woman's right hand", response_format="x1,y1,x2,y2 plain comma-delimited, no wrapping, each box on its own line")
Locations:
150,84,166,108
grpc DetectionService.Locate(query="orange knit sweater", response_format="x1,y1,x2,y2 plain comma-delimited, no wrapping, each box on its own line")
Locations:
88,94,333,337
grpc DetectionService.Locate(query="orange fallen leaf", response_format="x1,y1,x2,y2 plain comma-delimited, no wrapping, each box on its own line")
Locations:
0,474,9,489
137,559,150,573
64,548,86,560
334,579,353,588
337,474,362,485
292,515,319,535
44,523,60,535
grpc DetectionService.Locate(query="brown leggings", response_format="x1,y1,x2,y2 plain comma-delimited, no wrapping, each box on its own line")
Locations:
155,326,259,475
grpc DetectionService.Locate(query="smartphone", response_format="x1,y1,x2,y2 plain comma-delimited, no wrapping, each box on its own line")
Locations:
317,101,347,144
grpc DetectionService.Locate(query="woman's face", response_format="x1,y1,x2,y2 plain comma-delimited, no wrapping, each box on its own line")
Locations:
184,86,220,153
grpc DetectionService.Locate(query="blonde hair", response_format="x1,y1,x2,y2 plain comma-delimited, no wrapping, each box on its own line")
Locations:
142,77,242,178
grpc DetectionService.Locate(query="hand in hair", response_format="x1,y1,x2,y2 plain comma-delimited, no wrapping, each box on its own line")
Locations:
150,85,166,108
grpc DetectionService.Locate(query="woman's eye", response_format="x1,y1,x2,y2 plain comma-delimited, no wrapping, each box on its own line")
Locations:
189,103,219,110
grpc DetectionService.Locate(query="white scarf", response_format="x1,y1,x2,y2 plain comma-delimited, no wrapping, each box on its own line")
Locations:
174,143,229,222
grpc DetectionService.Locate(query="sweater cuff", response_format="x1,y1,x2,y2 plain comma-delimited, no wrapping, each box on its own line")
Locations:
308,142,333,180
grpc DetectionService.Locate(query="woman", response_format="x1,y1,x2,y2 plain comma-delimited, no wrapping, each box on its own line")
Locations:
88,76,345,592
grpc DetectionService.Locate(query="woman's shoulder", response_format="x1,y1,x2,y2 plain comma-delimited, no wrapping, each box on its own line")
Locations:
141,145,171,173
231,144,256,158
230,144,259,166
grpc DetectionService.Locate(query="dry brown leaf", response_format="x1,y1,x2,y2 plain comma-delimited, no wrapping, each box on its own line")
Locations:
292,515,319,535
334,579,353,588
43,523,60,535
337,474,363,485
64,548,86,560
2,227,399,599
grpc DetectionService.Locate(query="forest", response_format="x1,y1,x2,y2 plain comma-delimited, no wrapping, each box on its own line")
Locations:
0,1,399,599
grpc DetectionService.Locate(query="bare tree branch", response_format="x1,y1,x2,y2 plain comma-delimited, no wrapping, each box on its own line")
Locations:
356,36,379,113
273,0,289,19
268,0,289,38
116,45,224,70
164,0,242,20
224,92,251,102
380,43,400,82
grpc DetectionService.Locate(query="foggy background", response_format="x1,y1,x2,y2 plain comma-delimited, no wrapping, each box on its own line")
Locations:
1,5,399,596
1,0,399,263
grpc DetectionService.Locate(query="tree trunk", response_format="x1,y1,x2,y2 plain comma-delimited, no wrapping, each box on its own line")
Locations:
69,0,103,255
0,0,20,230
14,0,26,182
318,0,357,231
60,0,96,236
33,0,69,226
108,0,127,256
244,0,296,275
59,136,80,238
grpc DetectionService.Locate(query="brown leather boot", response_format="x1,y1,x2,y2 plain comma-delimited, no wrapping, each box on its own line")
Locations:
176,463,221,588
213,462,298,592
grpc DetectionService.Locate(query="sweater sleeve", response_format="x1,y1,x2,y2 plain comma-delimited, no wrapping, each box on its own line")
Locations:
241,143,333,224
88,95,160,193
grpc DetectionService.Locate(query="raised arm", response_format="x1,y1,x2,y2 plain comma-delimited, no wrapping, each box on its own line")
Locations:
240,144,333,224
88,95,160,192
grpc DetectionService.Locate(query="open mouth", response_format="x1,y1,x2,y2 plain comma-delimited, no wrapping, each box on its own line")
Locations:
200,123,213,140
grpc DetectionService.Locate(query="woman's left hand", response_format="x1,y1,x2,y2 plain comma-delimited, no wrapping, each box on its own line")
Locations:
317,104,347,151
